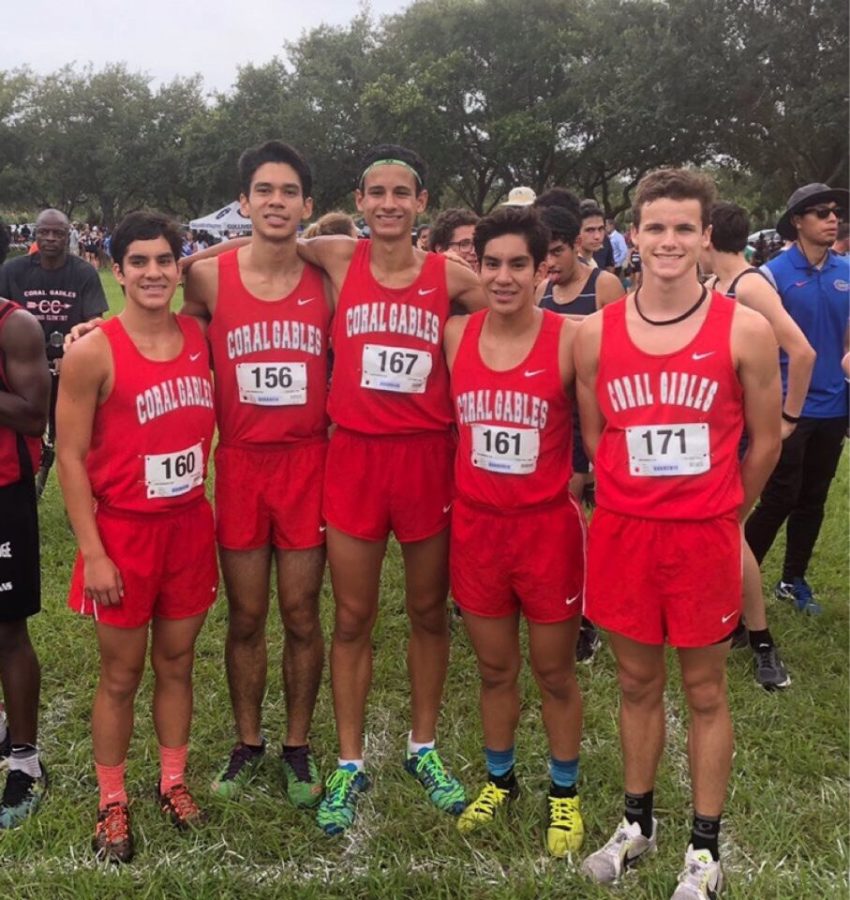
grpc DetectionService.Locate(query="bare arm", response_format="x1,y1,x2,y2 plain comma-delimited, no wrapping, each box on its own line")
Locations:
180,237,249,270
733,306,782,519
56,333,124,606
443,314,470,373
557,316,579,389
0,309,50,435
446,261,487,313
573,312,605,461
737,274,816,430
180,256,217,325
595,271,626,309
296,236,357,291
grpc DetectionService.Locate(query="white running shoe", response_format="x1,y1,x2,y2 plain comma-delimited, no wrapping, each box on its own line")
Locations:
580,817,657,884
671,845,724,899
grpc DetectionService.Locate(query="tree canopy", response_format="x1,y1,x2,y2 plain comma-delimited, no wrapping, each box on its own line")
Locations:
1,0,846,226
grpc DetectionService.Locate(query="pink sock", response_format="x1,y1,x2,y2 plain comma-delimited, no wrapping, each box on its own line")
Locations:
95,760,127,809
158,744,188,795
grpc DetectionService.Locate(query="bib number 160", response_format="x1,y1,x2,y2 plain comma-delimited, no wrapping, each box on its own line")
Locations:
145,443,204,499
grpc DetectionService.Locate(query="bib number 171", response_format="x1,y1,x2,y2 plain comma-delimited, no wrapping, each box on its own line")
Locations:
626,422,710,476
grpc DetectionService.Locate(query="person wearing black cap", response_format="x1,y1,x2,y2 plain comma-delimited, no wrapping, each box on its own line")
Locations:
745,183,849,616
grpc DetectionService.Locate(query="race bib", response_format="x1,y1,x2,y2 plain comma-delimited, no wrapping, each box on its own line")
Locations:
471,424,540,474
626,423,710,476
236,362,307,406
361,344,432,394
144,443,203,499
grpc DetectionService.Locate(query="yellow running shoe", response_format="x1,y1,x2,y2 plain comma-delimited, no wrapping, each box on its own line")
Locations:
546,793,584,857
457,780,517,834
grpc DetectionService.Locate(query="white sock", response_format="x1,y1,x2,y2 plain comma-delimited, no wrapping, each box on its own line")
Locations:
407,732,435,757
9,746,41,779
0,707,7,745
338,757,365,773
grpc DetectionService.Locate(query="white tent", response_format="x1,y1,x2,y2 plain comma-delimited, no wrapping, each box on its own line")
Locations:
189,202,252,236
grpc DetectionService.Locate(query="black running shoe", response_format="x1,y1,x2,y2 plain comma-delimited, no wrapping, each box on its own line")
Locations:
753,644,791,691
576,622,601,663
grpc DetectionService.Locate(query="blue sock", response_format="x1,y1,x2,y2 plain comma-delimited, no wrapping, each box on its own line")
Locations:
485,746,515,779
549,756,579,794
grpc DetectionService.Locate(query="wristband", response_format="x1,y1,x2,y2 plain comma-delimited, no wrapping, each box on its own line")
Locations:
781,411,801,424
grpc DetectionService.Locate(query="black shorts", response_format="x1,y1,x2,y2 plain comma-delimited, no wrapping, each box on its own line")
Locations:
571,405,590,475
0,479,41,621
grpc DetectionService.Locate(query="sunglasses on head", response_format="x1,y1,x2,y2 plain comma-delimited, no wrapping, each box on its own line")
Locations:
801,205,846,221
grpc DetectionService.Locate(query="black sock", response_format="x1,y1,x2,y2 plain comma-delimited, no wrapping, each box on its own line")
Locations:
549,780,577,798
624,789,654,837
489,767,517,791
691,812,721,860
748,628,774,651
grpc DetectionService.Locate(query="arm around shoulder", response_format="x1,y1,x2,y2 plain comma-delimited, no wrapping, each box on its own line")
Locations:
447,262,486,313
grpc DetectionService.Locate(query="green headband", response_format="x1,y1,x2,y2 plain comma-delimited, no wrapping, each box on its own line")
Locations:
359,159,423,187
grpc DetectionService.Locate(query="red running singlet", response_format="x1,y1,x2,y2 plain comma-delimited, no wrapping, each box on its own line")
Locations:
87,316,215,513
0,301,40,487
452,309,572,509
594,293,744,520
328,240,453,434
207,250,330,447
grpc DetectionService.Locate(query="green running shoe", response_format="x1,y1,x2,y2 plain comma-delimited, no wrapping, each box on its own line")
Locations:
316,765,370,836
211,741,265,799
281,745,323,809
404,748,466,815
0,762,48,829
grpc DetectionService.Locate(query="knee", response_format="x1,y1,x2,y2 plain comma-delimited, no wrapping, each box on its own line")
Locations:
618,665,664,707
100,662,144,703
683,673,727,718
280,599,322,644
479,659,520,693
227,606,266,644
533,661,576,700
407,597,448,637
151,643,195,681
333,602,375,645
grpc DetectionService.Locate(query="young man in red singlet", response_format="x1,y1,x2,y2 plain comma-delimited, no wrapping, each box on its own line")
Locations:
57,212,218,864
183,141,330,807
575,170,782,899
445,206,586,857
296,144,485,835
0,279,50,830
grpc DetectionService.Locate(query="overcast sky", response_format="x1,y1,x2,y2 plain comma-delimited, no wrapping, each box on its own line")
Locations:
5,1,410,93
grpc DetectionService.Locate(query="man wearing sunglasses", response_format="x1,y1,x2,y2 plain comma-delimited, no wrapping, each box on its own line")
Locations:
745,183,849,616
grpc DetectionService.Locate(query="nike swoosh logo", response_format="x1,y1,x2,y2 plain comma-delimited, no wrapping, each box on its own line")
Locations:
297,297,315,306
692,351,715,361
106,791,123,801
566,594,580,605
524,369,545,377
418,287,436,296
721,611,737,623
442,504,452,514
319,525,327,533
793,281,810,288
189,352,202,361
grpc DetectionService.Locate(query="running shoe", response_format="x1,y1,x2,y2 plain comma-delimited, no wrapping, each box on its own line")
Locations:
546,793,584,857
774,578,822,615
210,740,265,799
404,748,466,815
729,622,749,650
93,802,134,864
580,817,657,884
671,844,724,899
157,783,207,830
752,644,791,691
576,622,602,663
0,762,48,829
316,765,370,836
457,780,518,834
281,744,323,809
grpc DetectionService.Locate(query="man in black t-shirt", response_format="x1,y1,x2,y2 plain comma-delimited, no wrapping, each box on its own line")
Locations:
0,209,108,362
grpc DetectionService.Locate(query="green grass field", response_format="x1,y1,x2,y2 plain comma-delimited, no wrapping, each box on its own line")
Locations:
1,272,847,898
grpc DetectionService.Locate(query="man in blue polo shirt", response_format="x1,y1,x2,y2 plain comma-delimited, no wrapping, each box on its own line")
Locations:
745,183,849,614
